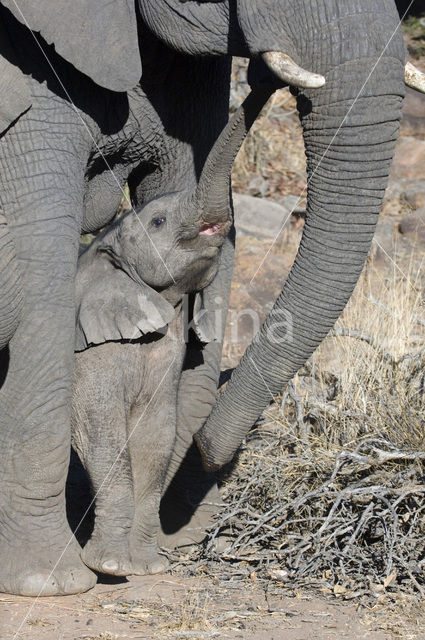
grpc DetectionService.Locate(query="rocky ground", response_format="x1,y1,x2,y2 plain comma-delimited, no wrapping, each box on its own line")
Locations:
2,34,425,640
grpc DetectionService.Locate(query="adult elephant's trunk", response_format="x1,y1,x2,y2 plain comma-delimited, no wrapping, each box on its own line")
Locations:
0,213,23,350
195,3,405,470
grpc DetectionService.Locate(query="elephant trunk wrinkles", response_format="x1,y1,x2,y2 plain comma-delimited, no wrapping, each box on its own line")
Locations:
0,215,23,350
195,25,405,470
195,85,275,224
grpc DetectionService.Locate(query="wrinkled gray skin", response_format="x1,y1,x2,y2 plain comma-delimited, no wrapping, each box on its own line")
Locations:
0,0,405,596
72,194,229,577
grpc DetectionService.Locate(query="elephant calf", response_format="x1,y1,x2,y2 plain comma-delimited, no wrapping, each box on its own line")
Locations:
71,199,231,575
70,84,276,577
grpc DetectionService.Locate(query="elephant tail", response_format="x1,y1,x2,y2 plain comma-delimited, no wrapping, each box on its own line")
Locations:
0,211,23,350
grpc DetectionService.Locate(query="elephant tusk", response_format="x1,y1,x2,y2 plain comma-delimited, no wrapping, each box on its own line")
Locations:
261,51,326,89
405,61,425,93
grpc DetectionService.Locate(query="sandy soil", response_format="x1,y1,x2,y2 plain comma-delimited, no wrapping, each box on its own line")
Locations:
1,573,395,640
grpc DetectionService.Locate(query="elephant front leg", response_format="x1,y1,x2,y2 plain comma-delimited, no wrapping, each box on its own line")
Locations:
159,233,234,549
0,201,96,596
72,361,134,577
129,397,176,575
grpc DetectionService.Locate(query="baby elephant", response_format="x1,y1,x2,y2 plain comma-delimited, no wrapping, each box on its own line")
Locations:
72,194,230,576
71,84,273,576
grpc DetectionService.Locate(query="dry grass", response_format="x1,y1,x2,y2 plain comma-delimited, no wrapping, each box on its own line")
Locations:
92,589,237,638
312,254,424,449
82,634,119,640
177,254,425,603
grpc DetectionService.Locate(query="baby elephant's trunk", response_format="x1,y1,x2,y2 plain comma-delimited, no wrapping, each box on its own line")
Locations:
194,84,277,224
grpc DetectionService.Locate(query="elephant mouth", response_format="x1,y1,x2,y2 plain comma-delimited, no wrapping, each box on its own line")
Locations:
199,222,221,235
198,220,230,237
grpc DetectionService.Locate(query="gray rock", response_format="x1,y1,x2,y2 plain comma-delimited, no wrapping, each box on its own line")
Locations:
401,181,425,211
370,216,396,263
232,192,291,239
278,194,306,215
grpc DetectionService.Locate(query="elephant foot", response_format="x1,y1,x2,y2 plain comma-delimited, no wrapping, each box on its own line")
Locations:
81,533,132,576
159,453,222,550
0,533,96,597
130,546,170,575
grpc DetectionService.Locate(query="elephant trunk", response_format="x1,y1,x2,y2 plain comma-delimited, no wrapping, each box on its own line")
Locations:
194,20,405,470
0,213,23,350
195,85,275,224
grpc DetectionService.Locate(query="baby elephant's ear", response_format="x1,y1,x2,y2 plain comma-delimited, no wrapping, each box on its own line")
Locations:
75,268,175,351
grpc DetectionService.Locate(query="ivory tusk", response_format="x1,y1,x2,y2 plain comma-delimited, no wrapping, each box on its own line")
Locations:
261,51,325,89
405,61,425,93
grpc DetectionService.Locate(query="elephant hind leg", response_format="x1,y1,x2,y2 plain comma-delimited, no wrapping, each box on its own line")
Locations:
0,140,96,596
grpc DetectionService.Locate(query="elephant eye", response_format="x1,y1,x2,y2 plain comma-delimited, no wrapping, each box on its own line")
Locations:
151,216,166,228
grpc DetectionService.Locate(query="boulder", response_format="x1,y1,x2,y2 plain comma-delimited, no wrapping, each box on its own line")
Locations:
232,192,291,239
247,175,269,197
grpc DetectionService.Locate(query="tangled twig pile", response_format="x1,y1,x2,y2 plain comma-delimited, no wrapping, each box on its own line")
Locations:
210,406,425,599
186,263,425,600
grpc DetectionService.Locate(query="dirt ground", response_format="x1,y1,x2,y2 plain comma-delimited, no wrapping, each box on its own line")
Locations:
0,572,404,640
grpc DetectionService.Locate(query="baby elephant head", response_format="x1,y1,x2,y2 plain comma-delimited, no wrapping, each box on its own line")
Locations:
75,84,275,351
106,189,232,297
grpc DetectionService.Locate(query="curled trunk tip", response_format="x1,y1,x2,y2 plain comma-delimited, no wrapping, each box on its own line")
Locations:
193,431,221,472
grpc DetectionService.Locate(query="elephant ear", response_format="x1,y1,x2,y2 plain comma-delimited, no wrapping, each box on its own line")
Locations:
2,0,141,92
75,267,175,352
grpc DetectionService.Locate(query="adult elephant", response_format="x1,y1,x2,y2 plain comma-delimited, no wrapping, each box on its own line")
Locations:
0,0,421,597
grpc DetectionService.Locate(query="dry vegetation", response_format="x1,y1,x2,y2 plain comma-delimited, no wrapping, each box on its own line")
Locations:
403,12,425,61
173,256,425,608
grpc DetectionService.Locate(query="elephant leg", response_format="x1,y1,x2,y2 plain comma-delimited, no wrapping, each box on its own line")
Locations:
159,233,234,549
0,133,95,595
129,396,175,575
72,354,134,577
